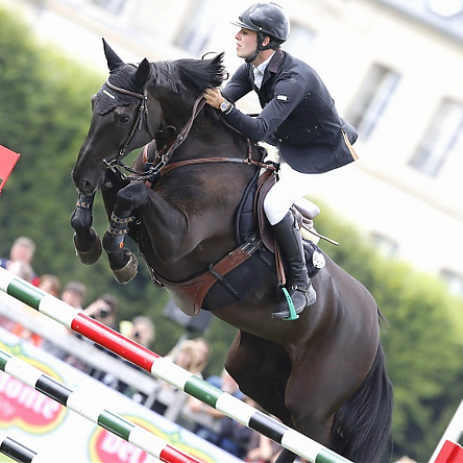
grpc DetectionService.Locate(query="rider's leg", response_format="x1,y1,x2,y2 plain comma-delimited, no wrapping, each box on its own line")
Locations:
264,165,317,319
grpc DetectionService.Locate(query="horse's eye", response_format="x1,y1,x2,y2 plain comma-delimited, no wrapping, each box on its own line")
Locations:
119,116,130,124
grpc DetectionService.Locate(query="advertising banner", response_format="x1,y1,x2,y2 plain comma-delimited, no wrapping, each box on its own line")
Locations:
0,328,242,463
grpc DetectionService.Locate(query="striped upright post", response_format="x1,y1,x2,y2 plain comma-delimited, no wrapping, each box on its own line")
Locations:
0,267,353,463
0,431,42,463
0,348,202,463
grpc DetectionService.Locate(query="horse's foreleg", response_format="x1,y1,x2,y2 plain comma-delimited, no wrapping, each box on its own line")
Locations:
101,182,147,284
70,193,102,265
102,210,139,284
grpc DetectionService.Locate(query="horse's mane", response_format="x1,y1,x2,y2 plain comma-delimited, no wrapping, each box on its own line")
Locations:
148,52,247,144
99,51,247,146
148,52,227,100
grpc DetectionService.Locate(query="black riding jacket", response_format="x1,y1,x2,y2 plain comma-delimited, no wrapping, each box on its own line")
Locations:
222,49,358,173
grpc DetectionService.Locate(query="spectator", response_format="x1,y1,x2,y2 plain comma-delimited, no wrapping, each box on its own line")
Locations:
38,274,61,298
217,395,255,459
151,339,203,415
0,261,33,330
188,368,243,446
65,294,119,378
192,337,212,378
244,397,282,463
0,237,39,286
61,281,87,310
82,294,118,329
166,339,203,375
127,316,155,348
0,260,35,332
11,273,62,347
6,260,34,282
42,281,87,360
115,316,156,402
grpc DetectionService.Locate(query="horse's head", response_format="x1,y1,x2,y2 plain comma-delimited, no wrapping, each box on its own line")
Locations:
72,39,163,195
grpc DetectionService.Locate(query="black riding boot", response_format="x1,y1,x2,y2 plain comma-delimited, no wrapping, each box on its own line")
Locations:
272,212,317,319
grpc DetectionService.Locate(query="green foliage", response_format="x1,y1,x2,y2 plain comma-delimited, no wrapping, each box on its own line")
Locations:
0,6,236,372
2,8,463,462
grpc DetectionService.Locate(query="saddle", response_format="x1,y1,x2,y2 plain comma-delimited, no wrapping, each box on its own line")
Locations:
153,167,324,316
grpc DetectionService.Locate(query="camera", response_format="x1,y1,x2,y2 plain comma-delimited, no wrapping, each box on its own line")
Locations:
99,307,109,318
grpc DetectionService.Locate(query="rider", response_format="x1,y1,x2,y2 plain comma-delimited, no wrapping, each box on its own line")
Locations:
204,2,358,320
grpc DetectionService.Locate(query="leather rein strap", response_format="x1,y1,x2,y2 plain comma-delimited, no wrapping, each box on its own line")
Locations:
102,80,275,181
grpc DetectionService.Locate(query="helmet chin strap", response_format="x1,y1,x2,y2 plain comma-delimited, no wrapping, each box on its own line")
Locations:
245,32,272,64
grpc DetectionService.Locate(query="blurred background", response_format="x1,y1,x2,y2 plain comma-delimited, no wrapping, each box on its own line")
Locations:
0,0,463,461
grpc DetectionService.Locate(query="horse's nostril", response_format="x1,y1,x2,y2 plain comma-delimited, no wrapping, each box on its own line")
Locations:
74,178,95,196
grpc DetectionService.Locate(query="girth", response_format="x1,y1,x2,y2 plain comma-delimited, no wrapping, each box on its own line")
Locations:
154,240,261,316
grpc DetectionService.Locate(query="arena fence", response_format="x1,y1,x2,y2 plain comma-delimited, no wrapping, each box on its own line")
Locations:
0,348,202,463
0,267,353,463
0,431,41,463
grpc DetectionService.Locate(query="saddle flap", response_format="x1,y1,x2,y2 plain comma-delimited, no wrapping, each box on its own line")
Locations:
254,170,277,253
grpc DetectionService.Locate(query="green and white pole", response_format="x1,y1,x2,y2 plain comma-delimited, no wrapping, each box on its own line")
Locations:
0,267,353,463
0,349,202,463
0,431,42,463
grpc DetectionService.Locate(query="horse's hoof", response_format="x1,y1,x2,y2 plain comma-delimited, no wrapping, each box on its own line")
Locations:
112,250,138,285
73,229,102,265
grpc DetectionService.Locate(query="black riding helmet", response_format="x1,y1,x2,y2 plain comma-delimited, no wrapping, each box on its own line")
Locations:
232,2,290,62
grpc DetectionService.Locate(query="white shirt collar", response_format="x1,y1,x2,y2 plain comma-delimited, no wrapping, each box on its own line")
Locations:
253,52,275,89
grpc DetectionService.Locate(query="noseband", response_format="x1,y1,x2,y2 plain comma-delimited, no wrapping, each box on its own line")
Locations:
102,79,209,181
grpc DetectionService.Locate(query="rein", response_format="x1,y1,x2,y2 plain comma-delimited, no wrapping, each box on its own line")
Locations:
103,82,276,182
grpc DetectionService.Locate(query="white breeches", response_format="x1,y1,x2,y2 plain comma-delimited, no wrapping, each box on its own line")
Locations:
264,163,318,225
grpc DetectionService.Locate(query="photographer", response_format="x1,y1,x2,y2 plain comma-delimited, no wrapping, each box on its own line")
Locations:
83,294,118,330
114,316,156,403
65,294,120,381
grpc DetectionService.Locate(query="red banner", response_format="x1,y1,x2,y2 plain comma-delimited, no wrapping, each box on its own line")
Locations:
0,145,21,194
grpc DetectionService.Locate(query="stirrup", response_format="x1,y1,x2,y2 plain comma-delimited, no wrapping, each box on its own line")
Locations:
281,287,299,320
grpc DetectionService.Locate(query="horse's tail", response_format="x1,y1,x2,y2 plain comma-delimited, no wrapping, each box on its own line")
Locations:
331,342,393,463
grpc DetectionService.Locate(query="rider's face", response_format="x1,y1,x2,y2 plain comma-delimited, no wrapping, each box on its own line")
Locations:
235,28,258,60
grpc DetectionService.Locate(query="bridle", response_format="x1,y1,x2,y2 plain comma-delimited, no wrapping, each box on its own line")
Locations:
102,80,276,183
104,79,156,160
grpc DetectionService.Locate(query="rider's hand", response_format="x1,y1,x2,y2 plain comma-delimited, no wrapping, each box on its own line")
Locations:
204,88,224,109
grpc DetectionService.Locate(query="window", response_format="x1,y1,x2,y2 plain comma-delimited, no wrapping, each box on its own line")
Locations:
370,232,399,258
347,63,401,140
174,0,222,56
440,269,463,297
283,23,315,62
409,98,463,177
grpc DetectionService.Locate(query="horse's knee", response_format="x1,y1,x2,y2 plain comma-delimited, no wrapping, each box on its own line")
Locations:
114,182,148,213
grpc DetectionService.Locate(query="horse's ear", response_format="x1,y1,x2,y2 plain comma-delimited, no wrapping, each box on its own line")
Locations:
134,58,151,89
102,38,124,71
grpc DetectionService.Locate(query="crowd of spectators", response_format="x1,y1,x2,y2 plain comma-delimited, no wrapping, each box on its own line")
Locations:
0,236,285,462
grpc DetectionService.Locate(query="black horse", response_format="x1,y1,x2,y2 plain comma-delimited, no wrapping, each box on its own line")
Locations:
71,40,393,463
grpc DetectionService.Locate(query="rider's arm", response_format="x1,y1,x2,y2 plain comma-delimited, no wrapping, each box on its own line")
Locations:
221,73,306,143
